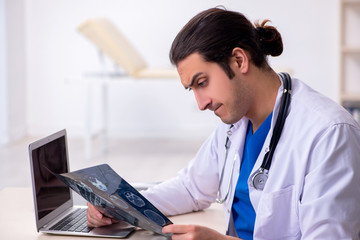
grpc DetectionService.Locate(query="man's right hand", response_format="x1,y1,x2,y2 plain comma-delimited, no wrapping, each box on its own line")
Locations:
86,202,119,227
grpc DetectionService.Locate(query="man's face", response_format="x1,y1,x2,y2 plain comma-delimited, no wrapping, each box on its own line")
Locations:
177,53,252,124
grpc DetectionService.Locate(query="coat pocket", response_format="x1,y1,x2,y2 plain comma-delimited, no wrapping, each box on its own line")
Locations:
255,185,300,239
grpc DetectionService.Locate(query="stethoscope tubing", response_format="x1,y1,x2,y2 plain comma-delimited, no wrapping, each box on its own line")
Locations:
262,73,291,171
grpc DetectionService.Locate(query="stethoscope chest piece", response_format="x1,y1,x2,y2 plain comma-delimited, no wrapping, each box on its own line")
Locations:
251,168,269,190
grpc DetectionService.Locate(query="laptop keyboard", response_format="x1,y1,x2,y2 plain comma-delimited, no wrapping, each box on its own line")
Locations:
50,208,93,233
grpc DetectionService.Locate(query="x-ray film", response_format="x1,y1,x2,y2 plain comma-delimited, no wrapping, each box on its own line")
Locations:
54,164,172,237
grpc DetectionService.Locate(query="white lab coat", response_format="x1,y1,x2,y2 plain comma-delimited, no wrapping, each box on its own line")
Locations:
142,77,360,239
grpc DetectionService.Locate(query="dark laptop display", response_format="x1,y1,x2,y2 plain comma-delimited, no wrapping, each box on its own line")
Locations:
31,134,70,219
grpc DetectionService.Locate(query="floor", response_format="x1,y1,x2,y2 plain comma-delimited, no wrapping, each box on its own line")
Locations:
0,135,205,192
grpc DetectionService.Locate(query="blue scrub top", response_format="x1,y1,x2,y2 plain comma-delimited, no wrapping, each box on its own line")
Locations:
232,112,273,240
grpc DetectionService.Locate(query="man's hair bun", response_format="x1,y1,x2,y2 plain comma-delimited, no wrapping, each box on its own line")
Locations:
255,20,283,57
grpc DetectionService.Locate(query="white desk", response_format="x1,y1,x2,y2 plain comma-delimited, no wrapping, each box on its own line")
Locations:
0,188,226,239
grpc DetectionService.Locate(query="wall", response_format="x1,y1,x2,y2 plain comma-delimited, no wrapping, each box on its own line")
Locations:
22,0,339,139
0,0,27,144
0,0,7,144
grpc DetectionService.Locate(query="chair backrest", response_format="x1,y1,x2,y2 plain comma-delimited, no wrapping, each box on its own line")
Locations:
78,18,147,76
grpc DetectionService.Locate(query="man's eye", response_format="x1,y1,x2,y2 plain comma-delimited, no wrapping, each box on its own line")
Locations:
198,80,207,87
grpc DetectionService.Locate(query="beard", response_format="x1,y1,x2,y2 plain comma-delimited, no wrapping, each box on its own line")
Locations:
217,79,252,124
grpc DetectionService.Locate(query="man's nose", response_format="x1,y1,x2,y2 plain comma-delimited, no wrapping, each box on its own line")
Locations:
194,91,211,111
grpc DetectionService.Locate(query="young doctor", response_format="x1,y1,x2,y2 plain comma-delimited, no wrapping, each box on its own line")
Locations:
87,8,360,239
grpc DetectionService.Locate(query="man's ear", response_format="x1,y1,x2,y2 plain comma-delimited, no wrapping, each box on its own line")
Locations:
231,47,249,74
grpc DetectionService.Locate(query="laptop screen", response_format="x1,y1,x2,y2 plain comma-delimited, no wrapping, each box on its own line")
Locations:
31,135,70,220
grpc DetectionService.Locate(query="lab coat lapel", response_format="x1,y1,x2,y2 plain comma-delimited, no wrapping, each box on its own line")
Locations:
222,118,248,228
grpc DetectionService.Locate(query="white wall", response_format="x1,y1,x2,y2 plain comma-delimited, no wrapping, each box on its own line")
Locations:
0,0,7,144
0,0,27,144
20,0,340,139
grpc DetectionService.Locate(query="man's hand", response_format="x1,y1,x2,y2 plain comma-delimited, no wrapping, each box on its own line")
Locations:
86,202,119,227
162,224,240,240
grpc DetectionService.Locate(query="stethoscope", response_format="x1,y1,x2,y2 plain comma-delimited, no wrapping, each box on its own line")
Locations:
216,72,292,204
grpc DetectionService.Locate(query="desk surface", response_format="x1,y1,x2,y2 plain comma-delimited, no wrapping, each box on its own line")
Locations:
0,188,226,240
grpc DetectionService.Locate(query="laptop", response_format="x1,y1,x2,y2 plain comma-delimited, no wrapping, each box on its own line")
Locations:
28,129,134,238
